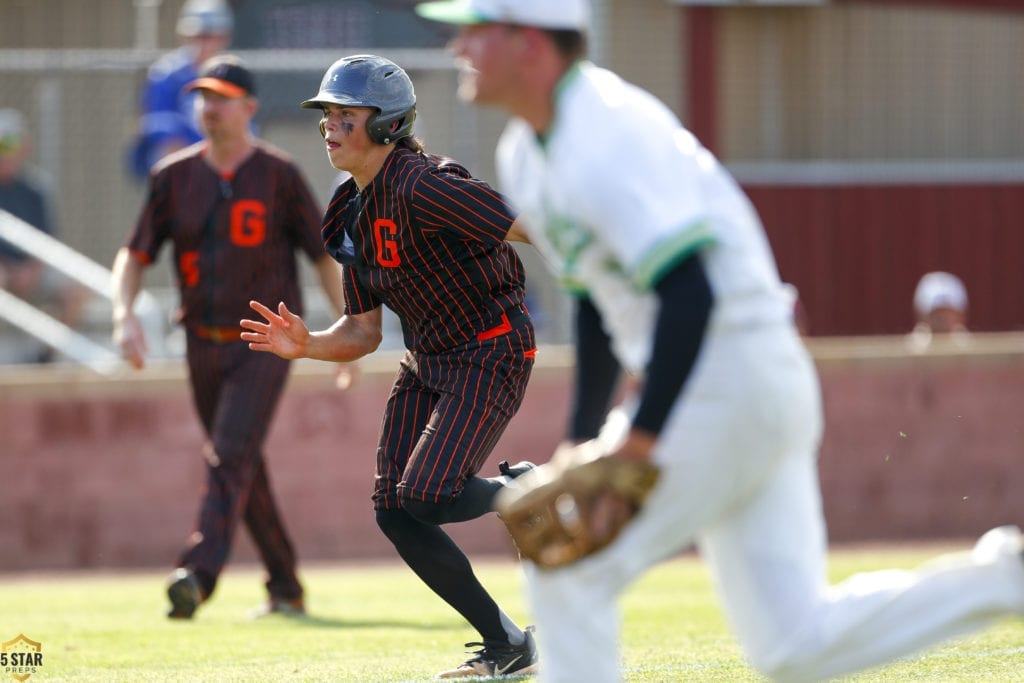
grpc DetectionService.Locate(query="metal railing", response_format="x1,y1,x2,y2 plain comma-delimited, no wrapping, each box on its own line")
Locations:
0,209,166,375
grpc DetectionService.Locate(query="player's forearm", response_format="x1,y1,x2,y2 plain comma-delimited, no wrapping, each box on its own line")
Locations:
570,295,621,441
111,247,144,321
632,254,712,436
306,315,382,362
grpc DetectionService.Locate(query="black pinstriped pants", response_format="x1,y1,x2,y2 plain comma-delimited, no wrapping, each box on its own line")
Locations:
374,309,536,510
179,335,302,601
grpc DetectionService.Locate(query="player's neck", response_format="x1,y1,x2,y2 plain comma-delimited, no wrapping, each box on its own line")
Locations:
512,62,569,138
203,135,256,175
349,144,394,192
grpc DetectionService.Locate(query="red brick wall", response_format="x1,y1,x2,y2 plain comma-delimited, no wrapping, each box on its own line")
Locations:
2,337,1022,571
0,354,572,572
811,335,1024,541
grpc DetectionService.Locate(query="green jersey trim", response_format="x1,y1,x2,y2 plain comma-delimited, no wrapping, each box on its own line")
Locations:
631,220,716,289
560,278,591,296
538,61,587,150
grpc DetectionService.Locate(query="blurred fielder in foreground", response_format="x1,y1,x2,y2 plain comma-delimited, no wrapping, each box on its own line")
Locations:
418,1,1024,681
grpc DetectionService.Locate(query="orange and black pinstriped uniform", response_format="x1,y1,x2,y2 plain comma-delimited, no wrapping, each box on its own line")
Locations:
125,140,325,601
323,147,536,510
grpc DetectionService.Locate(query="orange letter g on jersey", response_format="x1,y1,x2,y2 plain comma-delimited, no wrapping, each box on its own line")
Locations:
373,218,401,267
230,199,267,247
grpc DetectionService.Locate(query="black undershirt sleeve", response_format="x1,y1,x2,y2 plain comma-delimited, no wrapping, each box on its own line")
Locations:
568,295,622,441
631,253,713,435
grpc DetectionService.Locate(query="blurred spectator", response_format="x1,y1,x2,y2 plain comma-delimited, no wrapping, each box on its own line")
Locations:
127,0,233,179
0,108,90,363
907,270,970,352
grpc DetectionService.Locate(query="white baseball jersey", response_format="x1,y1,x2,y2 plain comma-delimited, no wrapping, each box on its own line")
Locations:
496,61,793,373
496,60,1024,683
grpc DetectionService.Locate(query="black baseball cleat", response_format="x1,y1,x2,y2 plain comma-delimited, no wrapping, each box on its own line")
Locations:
166,567,203,619
437,626,538,678
498,460,536,481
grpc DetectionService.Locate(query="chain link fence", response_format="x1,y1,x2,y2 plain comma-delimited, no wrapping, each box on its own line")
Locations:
3,1,1024,362
0,46,574,362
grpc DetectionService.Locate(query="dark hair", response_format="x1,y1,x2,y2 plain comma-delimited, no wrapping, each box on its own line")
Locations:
396,135,425,153
545,29,587,62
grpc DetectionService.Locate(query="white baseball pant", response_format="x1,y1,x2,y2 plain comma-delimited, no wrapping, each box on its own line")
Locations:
526,323,1024,683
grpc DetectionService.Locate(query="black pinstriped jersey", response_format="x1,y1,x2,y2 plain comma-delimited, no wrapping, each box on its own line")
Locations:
128,140,325,328
323,147,526,354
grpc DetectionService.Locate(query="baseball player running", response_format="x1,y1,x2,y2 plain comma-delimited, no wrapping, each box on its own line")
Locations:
418,1,1024,682
241,55,539,678
113,55,347,620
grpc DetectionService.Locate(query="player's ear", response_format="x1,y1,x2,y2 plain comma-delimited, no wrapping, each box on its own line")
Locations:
245,97,259,117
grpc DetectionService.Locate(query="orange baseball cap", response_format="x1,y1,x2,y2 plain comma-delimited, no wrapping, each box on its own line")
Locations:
186,55,256,98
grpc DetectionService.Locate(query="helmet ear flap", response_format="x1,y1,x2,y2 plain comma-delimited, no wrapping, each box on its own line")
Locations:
366,109,416,145
366,111,385,145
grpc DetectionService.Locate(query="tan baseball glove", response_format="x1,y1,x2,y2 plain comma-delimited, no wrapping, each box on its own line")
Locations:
495,441,660,569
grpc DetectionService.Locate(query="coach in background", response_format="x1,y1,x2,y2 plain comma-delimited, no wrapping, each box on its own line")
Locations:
241,55,539,678
112,55,347,620
418,1,1024,682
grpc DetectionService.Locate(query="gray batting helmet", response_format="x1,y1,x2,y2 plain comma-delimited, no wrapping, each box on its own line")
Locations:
301,55,417,145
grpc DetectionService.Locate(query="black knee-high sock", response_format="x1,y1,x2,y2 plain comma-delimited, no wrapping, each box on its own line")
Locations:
433,477,503,523
376,507,508,642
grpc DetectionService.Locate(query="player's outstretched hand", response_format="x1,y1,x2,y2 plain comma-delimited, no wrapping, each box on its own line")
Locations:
241,300,309,360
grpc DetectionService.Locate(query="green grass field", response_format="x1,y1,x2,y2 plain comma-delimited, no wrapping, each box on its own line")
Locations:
2,545,1023,682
